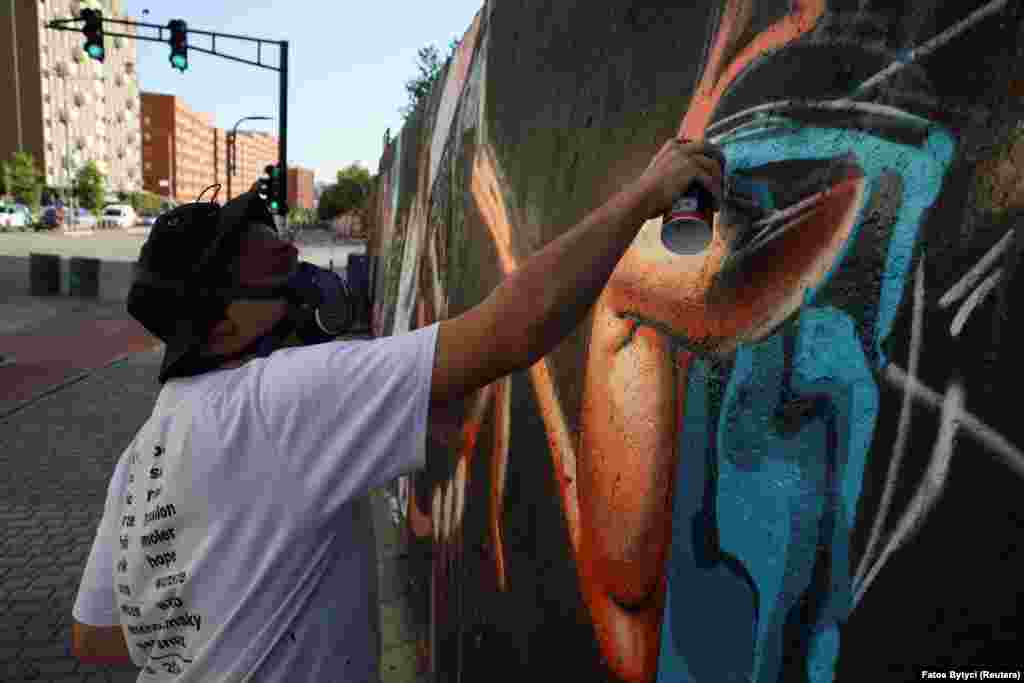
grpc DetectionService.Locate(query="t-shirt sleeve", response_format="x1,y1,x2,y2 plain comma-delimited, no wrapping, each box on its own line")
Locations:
255,322,439,521
72,450,130,627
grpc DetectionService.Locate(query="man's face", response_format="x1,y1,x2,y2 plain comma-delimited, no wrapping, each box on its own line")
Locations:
202,221,300,359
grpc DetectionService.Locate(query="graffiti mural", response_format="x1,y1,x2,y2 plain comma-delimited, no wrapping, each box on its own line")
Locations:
368,1,1024,681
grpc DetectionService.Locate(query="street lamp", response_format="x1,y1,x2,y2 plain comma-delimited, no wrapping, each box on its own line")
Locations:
227,115,272,200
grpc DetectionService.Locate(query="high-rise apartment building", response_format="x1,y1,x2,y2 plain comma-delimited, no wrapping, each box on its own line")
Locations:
0,0,142,197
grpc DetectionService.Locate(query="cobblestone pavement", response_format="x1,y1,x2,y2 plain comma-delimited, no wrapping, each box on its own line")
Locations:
0,322,425,682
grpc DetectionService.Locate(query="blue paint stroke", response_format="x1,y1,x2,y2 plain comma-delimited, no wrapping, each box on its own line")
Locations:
715,116,955,368
658,113,954,683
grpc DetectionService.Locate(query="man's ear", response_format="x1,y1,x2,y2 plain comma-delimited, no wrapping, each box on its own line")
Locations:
204,315,239,353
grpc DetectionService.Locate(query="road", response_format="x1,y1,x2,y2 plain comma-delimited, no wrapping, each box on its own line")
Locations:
0,229,366,272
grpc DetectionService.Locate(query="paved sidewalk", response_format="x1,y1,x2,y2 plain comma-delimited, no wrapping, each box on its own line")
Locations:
0,299,425,682
0,295,162,421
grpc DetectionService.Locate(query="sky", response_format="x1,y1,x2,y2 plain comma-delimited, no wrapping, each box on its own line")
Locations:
121,0,484,184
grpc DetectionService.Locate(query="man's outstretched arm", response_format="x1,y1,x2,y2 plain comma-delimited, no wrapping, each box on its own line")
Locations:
430,138,725,406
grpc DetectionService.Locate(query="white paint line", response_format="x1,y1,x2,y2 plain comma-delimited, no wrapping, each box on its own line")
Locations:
852,0,1010,99
885,363,1024,480
854,378,964,610
950,268,1003,337
707,100,930,140
939,231,1013,309
855,256,926,587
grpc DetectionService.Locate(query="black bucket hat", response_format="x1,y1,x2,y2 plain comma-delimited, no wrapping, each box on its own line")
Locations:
126,190,276,383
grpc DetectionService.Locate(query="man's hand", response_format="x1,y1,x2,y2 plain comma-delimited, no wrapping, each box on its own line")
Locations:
634,138,727,221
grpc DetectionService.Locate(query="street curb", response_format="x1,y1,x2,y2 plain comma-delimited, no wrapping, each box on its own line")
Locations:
0,342,163,423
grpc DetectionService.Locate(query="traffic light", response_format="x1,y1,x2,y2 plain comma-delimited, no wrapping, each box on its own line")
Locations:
266,164,282,212
256,166,272,203
80,9,104,62
168,19,188,72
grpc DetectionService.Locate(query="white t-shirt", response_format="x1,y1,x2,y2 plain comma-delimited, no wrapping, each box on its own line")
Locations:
73,322,439,682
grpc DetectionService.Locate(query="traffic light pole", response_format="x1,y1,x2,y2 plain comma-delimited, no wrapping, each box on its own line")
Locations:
279,43,288,225
47,15,290,225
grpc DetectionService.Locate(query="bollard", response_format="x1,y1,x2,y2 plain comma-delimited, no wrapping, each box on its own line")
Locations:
68,257,101,298
29,253,61,296
346,253,370,328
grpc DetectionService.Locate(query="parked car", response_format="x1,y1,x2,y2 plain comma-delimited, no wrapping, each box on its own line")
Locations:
100,204,137,229
14,204,34,225
41,206,66,229
68,207,98,229
0,204,27,230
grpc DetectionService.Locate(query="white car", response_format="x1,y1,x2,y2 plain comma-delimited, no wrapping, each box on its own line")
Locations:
70,208,98,229
0,205,27,230
100,204,137,229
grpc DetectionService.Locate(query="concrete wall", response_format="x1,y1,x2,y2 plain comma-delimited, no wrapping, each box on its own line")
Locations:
367,2,1024,681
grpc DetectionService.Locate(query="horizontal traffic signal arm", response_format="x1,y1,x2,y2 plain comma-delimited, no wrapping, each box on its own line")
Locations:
47,15,286,72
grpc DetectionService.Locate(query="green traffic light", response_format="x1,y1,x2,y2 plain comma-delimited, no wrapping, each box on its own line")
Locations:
86,45,104,60
171,54,188,71
270,200,279,210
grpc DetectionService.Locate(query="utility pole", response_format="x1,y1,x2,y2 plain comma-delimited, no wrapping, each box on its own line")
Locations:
279,42,289,222
228,115,272,200
48,13,290,226
10,0,23,152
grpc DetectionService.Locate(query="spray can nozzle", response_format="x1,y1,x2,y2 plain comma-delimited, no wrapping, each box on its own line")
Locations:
660,181,718,255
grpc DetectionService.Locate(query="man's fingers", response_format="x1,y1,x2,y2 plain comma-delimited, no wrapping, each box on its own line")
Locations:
692,170,724,207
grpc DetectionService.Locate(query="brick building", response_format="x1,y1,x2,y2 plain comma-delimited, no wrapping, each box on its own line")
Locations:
0,0,142,201
288,166,315,210
140,93,278,204
231,130,277,202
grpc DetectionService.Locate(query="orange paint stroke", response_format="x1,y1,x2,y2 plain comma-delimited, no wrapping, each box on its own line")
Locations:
398,1,831,678
451,384,493,536
471,143,519,274
490,376,512,591
681,0,826,140
409,479,433,539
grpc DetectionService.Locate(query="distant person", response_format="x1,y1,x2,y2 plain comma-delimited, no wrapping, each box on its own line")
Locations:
69,138,724,680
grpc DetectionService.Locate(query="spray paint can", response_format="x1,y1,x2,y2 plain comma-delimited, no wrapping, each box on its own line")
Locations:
660,181,717,255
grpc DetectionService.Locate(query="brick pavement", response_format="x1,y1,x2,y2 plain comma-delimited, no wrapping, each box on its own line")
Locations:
0,297,162,420
0,301,426,682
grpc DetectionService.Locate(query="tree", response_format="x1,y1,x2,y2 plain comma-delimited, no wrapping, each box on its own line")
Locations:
127,190,164,215
0,161,10,198
316,184,345,221
317,163,376,221
5,152,44,211
75,161,106,213
398,38,460,121
337,162,371,188
288,206,316,225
